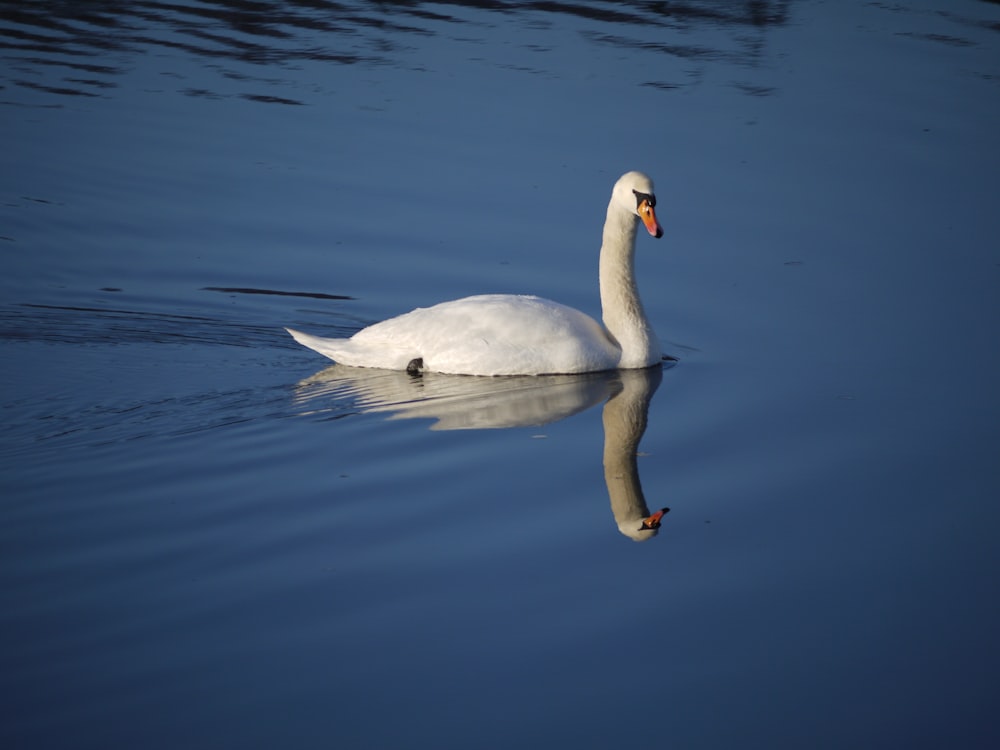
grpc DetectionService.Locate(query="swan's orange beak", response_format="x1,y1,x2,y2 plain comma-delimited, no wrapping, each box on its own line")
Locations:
640,508,669,530
638,200,663,238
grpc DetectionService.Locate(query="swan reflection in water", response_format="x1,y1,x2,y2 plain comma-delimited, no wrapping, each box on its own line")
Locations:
293,364,670,542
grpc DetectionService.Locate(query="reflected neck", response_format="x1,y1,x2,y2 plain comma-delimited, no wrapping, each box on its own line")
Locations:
602,368,662,541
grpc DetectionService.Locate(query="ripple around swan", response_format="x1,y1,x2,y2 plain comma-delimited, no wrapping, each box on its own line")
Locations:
0,286,363,349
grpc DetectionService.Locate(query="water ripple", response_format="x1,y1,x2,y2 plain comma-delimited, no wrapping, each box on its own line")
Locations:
0,0,795,103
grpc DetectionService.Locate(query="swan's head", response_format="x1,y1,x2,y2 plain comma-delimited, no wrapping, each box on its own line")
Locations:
617,508,670,542
613,171,663,239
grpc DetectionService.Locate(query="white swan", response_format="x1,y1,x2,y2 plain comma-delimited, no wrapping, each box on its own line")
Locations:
286,171,664,376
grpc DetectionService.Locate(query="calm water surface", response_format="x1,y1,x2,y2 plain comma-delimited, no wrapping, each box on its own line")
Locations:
2,1,1000,748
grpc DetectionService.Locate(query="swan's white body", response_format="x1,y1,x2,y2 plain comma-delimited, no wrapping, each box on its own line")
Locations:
287,171,665,376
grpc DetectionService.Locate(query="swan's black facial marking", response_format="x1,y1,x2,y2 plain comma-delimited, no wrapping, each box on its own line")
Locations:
632,189,656,209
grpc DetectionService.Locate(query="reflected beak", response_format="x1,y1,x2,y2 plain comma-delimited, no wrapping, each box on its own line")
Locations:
640,508,669,530
639,201,663,238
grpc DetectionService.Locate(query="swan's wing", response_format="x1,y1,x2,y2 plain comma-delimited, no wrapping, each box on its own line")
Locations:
352,295,620,375
288,295,620,375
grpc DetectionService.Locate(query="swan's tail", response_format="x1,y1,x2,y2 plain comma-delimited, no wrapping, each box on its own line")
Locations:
285,327,346,363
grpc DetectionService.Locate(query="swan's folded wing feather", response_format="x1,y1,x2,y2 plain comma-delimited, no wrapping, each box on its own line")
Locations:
287,295,621,375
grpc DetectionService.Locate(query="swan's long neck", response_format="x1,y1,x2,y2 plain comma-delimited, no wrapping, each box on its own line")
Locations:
598,203,659,368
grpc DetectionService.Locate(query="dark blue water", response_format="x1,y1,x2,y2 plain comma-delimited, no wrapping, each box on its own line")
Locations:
2,1,1000,748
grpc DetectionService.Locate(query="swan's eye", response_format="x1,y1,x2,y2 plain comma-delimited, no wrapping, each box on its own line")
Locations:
632,190,656,210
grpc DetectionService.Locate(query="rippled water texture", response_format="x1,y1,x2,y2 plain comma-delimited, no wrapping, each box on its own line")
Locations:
2,2,1000,748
